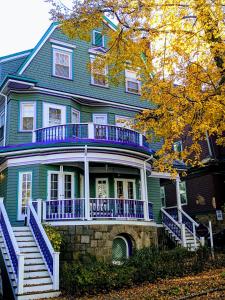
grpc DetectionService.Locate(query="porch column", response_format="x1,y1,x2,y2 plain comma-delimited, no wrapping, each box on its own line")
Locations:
140,167,149,221
84,157,91,220
175,176,182,223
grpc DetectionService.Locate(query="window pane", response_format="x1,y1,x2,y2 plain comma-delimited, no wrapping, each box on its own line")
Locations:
117,181,124,198
50,174,58,200
22,103,34,130
64,175,72,199
49,107,62,125
54,49,71,79
127,80,139,93
128,181,134,199
93,31,103,47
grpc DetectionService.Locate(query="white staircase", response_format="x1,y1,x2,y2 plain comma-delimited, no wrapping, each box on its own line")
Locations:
0,199,60,300
161,207,203,251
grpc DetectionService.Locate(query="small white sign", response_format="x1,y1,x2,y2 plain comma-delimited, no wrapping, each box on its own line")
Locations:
216,210,223,221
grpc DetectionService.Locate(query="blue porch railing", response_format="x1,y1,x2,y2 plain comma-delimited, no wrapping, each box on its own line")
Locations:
148,202,154,220
32,123,150,151
42,198,153,221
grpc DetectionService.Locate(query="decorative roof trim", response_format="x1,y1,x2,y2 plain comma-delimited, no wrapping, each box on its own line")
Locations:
31,86,144,112
18,22,59,75
0,49,32,63
50,38,77,49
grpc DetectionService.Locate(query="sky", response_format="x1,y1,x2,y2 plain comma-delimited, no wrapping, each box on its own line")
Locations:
0,0,72,57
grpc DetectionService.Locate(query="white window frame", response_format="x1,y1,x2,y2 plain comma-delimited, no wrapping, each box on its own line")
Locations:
179,181,187,205
125,70,141,95
160,186,166,207
114,178,136,200
115,115,134,129
71,108,80,123
93,113,108,124
90,55,108,87
95,178,109,198
43,102,66,127
112,235,129,265
47,171,75,200
52,45,73,80
92,30,105,47
18,171,32,220
173,140,183,153
20,102,36,132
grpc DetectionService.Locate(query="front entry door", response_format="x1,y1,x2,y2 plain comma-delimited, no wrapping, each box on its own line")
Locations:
48,171,74,200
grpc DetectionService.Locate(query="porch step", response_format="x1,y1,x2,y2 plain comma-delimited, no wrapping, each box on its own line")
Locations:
16,290,61,300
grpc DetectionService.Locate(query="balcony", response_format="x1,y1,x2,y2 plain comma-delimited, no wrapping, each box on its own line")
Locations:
33,199,154,222
32,123,150,152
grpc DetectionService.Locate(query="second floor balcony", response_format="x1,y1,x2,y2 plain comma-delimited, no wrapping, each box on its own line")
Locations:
32,123,151,153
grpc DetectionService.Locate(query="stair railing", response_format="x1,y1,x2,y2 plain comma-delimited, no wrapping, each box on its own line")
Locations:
179,208,199,250
27,201,59,290
0,198,24,294
161,207,183,243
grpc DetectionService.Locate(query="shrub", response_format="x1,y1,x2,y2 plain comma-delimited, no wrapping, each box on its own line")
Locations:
60,246,211,297
43,224,62,252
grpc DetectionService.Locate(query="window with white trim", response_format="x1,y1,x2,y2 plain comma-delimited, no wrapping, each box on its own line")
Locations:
179,181,187,205
160,186,166,207
71,108,80,123
92,30,104,47
112,236,129,264
53,46,72,79
18,172,32,220
173,140,182,153
115,115,133,129
90,55,108,87
20,102,35,131
125,70,141,94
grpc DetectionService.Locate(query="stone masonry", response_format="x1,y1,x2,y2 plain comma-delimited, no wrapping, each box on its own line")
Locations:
56,224,158,262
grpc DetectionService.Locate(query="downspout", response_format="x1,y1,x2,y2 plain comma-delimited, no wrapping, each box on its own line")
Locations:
0,92,7,147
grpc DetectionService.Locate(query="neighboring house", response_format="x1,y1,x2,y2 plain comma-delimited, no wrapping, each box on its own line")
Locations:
160,136,225,232
0,19,202,300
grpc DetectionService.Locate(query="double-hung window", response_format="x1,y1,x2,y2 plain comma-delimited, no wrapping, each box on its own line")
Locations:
90,55,108,87
125,70,141,94
71,108,80,123
20,102,36,131
53,46,72,79
92,30,104,47
179,181,187,205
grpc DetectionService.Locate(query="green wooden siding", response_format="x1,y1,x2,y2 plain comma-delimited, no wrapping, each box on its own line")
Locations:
6,92,138,145
147,177,161,223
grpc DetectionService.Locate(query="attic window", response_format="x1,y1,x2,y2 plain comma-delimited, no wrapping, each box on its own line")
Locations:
52,45,72,80
93,30,104,47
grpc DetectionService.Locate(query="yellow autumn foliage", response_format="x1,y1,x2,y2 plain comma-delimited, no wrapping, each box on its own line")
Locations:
47,0,225,172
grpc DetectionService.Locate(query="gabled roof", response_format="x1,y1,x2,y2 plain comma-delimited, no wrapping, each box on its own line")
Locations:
17,17,117,76
0,49,32,63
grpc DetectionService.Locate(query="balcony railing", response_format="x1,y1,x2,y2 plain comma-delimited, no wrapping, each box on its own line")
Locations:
42,198,153,221
32,123,150,150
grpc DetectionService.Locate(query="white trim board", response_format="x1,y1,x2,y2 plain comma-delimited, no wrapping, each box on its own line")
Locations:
47,220,158,227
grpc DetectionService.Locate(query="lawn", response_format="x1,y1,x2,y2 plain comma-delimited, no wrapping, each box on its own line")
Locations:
54,268,225,300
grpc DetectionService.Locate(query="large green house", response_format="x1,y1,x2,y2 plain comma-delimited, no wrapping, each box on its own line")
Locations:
0,19,202,300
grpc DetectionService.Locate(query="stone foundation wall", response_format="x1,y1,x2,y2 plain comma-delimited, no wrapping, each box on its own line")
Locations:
56,224,158,262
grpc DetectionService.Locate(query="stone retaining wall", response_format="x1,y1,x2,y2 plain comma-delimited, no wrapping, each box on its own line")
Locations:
56,224,158,262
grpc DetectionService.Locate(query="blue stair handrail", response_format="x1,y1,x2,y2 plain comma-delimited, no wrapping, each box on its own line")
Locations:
161,207,182,240
27,201,59,290
0,198,24,294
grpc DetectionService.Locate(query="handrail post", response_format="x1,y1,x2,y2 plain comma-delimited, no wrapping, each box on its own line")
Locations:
193,223,197,250
36,199,42,221
53,252,60,290
32,130,36,143
139,134,143,146
88,123,94,139
42,201,46,221
181,224,187,248
17,254,24,295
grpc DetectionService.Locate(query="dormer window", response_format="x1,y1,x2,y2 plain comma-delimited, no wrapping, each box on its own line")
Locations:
125,70,141,94
90,55,108,87
93,30,104,47
52,45,72,80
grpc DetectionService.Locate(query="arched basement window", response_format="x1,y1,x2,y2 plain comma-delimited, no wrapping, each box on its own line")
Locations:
112,236,129,264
